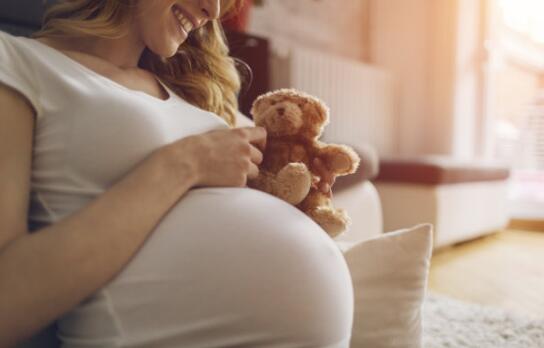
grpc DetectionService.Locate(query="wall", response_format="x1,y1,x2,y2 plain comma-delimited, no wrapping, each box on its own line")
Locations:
451,0,483,158
246,0,488,159
369,0,486,158
247,0,370,61
369,0,432,156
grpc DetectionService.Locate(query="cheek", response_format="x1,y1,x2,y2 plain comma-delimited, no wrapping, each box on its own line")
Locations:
252,113,266,127
251,102,268,120
136,3,181,57
146,6,170,33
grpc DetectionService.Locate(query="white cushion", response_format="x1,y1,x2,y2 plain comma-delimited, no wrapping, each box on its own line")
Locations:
342,224,433,348
376,181,508,248
333,181,383,244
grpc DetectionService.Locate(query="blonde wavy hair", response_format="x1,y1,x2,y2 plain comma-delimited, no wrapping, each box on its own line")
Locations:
33,0,244,127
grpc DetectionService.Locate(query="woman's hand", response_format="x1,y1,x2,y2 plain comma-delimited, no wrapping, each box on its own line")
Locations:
313,157,336,196
164,127,267,188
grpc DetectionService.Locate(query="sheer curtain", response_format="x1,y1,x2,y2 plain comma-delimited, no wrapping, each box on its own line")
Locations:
484,0,544,219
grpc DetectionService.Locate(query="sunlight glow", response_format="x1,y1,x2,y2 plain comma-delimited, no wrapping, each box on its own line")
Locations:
499,0,544,44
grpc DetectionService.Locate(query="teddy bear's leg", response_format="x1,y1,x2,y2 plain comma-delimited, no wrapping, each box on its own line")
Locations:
299,191,351,238
247,171,277,195
275,163,312,205
307,207,350,238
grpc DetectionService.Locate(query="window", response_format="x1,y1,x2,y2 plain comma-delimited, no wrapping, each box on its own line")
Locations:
486,0,544,218
498,0,544,44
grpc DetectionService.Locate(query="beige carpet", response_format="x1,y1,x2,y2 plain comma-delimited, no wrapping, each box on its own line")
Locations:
423,293,544,348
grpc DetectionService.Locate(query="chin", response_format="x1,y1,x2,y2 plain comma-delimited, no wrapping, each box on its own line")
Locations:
162,43,182,58
147,38,182,59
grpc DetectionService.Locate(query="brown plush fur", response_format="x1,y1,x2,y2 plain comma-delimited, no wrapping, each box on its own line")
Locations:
247,89,360,237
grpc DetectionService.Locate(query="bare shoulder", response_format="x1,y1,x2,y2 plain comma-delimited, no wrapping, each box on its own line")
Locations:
0,83,36,120
0,83,35,247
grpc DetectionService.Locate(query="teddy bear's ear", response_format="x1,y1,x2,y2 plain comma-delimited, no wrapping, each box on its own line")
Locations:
305,98,330,126
250,99,261,118
250,94,264,116
250,90,278,118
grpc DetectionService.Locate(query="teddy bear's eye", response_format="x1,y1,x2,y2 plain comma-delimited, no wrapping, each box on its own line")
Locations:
270,101,277,106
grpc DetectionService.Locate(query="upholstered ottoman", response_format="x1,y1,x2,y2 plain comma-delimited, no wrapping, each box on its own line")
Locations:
373,157,510,248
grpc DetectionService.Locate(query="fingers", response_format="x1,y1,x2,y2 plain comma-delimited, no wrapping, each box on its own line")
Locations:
320,176,336,194
314,157,336,194
230,127,265,184
249,144,263,165
247,161,259,180
313,158,332,181
242,128,264,181
242,126,267,152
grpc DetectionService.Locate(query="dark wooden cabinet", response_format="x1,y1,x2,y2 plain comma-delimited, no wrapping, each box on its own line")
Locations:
225,30,270,118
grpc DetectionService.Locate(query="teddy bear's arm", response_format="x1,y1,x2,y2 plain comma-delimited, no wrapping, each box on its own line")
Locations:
316,143,360,176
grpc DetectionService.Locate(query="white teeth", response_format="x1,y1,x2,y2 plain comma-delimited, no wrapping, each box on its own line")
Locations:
173,6,193,34
180,17,193,32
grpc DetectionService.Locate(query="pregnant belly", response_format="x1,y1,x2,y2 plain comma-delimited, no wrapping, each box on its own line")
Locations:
59,187,353,347
118,187,342,279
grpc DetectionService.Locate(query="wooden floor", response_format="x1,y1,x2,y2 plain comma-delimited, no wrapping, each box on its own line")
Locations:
428,229,544,319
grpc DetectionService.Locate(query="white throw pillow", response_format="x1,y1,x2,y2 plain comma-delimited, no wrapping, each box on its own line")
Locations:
342,224,433,348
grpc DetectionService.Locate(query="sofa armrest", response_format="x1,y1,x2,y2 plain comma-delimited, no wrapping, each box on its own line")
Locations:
333,181,383,244
334,143,379,193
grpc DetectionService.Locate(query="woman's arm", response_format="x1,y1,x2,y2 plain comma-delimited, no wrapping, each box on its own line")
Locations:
0,84,196,347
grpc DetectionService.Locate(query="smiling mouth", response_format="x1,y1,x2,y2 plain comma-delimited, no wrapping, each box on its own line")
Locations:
172,5,195,36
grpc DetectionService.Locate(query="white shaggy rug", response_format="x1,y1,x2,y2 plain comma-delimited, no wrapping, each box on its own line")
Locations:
423,294,544,348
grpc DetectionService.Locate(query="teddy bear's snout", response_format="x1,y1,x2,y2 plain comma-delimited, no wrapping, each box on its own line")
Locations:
266,103,303,135
252,99,305,136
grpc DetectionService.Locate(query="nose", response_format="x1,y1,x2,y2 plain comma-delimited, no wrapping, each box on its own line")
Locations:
200,0,220,20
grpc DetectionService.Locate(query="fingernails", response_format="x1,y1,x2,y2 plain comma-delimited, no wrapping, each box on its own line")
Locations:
322,183,330,193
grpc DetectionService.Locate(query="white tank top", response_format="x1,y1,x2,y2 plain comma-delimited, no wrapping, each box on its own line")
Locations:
0,30,230,230
0,31,354,348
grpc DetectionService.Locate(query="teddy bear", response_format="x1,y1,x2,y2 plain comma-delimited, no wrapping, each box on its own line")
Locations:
247,88,361,238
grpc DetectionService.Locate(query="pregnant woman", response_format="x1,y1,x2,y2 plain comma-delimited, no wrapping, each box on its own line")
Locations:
0,0,354,347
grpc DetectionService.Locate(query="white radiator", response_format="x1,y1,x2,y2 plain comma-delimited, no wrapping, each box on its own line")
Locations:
270,45,396,156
